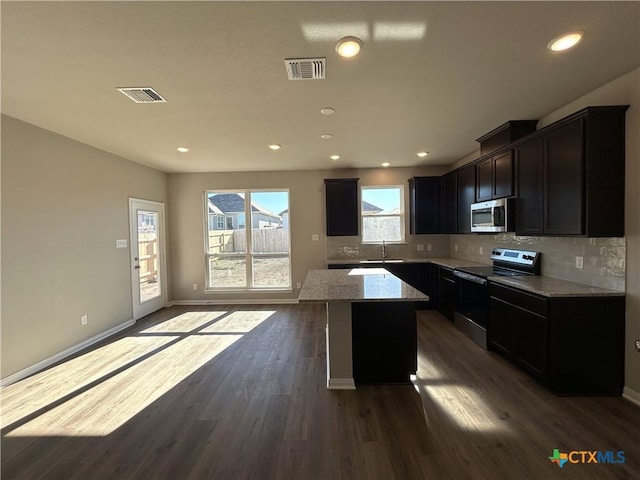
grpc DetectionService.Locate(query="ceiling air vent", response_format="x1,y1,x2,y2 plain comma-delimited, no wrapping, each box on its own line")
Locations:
285,58,326,80
117,87,167,103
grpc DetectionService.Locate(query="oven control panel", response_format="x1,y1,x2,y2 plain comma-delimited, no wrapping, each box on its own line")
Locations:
490,248,540,267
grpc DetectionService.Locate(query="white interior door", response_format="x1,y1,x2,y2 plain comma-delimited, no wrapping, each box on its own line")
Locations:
129,198,167,320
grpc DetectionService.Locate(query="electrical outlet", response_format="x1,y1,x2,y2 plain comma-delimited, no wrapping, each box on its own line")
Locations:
427,244,432,251
81,314,88,326
575,256,584,269
454,244,458,252
296,282,302,289
635,340,640,352
416,244,424,252
312,234,320,241
192,283,198,291
479,247,484,255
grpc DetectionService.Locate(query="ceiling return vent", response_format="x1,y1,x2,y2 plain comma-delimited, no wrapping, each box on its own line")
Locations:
117,87,167,103
285,58,326,80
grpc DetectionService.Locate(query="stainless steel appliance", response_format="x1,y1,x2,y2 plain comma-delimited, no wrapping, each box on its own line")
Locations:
470,198,514,233
453,248,541,348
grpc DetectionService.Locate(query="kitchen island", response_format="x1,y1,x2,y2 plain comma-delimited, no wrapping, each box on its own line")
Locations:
298,268,428,390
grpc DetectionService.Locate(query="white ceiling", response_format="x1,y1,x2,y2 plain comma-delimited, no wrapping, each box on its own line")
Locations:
2,1,639,173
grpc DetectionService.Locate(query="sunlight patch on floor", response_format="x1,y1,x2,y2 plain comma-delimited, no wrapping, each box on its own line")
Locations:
200,310,276,333
3,310,275,437
0,336,175,429
421,384,512,433
139,310,228,334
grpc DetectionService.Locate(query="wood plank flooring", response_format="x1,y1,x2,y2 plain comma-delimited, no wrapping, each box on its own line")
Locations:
1,305,638,479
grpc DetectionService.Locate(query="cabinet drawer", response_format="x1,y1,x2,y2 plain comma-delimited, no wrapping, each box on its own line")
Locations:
489,283,547,316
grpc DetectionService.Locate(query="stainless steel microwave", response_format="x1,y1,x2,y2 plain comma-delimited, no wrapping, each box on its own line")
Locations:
470,198,514,232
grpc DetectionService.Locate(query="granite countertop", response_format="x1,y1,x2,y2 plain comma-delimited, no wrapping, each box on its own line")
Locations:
489,275,625,297
298,269,429,303
326,257,486,269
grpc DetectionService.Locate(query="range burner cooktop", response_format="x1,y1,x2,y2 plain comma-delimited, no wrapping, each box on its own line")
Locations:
455,248,541,278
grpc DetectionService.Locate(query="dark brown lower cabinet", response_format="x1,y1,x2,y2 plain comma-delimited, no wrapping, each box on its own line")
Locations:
489,282,624,395
438,267,456,321
351,302,417,384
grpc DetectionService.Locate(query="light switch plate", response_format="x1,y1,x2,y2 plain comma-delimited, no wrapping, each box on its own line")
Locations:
312,234,320,241
116,239,128,248
575,256,584,269
416,244,424,251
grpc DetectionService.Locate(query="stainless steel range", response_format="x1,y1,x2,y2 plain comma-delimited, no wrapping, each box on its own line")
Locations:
452,248,541,349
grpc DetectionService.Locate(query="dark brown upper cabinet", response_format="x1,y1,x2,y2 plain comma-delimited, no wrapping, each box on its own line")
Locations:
476,150,514,202
515,106,628,237
514,137,544,235
409,176,442,234
456,163,476,233
476,120,538,156
441,171,458,234
324,178,359,236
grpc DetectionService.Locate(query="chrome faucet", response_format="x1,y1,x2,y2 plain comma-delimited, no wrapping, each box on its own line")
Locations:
381,239,388,259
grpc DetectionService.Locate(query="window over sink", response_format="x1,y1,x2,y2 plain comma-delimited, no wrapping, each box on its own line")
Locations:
361,185,405,243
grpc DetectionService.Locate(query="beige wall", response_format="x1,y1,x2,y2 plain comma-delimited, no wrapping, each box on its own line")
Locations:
167,165,446,302
1,115,168,378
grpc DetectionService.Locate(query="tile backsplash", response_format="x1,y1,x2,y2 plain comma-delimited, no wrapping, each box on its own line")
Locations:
326,235,451,260
451,233,626,292
326,233,625,292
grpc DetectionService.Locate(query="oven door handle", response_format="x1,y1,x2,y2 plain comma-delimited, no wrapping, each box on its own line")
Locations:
453,270,488,286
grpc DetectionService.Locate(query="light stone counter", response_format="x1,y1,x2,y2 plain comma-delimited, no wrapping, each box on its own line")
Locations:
489,275,625,297
299,268,428,303
325,257,487,269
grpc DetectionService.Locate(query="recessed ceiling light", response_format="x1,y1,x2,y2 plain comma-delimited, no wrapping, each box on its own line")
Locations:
416,151,429,158
335,36,363,58
381,162,391,168
330,154,341,161
548,31,584,52
177,147,189,153
268,144,281,151
320,107,335,115
321,133,334,140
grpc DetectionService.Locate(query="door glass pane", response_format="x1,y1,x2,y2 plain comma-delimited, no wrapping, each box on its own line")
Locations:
207,192,247,288
137,210,160,303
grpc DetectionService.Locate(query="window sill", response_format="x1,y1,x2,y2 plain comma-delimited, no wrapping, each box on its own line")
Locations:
204,288,293,294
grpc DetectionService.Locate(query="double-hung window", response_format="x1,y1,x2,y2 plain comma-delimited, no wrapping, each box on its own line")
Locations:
361,185,405,243
205,190,291,290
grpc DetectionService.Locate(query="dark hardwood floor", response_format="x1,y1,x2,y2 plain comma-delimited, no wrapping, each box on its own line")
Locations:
1,304,638,479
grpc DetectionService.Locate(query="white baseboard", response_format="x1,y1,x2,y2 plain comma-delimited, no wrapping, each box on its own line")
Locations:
168,298,299,306
0,318,135,388
327,378,356,390
622,386,640,407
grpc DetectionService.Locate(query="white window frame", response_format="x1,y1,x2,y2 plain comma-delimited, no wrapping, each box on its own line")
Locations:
204,189,292,292
360,185,406,244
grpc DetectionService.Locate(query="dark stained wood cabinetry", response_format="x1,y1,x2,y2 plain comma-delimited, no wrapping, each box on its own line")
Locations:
514,137,544,234
352,301,417,384
456,164,476,233
438,266,456,321
489,282,625,395
544,120,584,235
476,150,513,202
514,106,628,237
489,284,548,380
324,178,359,236
408,176,442,234
441,171,458,233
